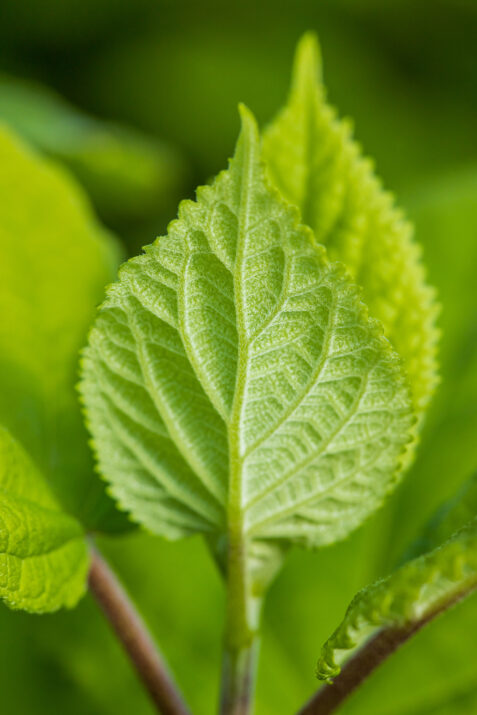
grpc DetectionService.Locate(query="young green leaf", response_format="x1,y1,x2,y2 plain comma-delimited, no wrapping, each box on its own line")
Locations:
263,33,439,416
81,106,414,568
0,427,88,613
316,518,477,682
0,125,126,531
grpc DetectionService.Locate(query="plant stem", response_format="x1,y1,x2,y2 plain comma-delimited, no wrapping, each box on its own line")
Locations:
297,583,477,715
219,525,261,715
220,639,259,715
88,545,191,715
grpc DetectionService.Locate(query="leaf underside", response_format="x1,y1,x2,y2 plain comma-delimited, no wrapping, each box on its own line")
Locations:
82,106,413,559
0,428,88,613
263,33,439,417
317,518,477,681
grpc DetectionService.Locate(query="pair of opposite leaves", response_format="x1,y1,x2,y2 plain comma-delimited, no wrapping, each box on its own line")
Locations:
5,32,472,678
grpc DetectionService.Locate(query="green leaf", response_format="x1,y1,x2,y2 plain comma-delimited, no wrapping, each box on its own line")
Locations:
0,125,126,531
262,33,439,416
310,169,477,715
81,106,414,568
317,518,477,682
373,170,477,568
0,75,185,226
0,426,88,613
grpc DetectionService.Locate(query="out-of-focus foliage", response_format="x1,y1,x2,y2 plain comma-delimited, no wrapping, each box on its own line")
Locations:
0,76,187,237
0,1,476,714
0,427,88,613
384,172,477,561
0,126,125,531
406,472,477,561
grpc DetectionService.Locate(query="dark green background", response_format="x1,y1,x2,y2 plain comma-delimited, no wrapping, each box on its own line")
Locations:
1,1,476,713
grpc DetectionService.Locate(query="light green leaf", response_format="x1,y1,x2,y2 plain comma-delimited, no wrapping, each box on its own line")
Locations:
81,106,414,567
262,33,439,416
317,518,477,682
0,427,88,613
0,75,185,225
0,125,126,531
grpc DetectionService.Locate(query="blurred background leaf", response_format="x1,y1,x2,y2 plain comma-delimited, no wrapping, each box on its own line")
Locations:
0,1,476,713
0,75,188,252
0,126,129,532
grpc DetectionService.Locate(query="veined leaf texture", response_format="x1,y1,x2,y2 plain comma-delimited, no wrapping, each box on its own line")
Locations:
0,428,88,613
317,518,477,681
263,33,439,416
82,105,414,573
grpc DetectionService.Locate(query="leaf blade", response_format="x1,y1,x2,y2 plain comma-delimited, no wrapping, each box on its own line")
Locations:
317,518,477,682
0,428,88,613
262,32,439,416
82,107,414,557
0,125,126,531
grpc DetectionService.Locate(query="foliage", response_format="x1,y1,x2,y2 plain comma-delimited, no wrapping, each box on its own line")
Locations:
0,7,475,714
0,427,88,612
0,126,126,529
81,103,415,592
0,75,186,228
0,125,132,612
317,514,477,681
263,33,439,416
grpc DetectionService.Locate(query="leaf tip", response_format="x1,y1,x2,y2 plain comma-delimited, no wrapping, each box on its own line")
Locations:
293,31,323,94
235,103,260,163
238,103,259,139
316,653,340,683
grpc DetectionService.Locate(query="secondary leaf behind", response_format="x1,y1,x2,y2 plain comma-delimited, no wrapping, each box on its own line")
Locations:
263,33,439,416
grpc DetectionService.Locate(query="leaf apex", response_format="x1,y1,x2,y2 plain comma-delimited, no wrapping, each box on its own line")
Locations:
238,103,259,140
292,31,323,94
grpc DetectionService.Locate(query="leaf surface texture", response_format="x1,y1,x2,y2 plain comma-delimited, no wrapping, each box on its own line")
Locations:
82,108,413,557
317,518,477,681
263,33,439,416
0,428,88,613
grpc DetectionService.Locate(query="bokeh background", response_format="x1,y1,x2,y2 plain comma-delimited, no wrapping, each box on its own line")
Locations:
1,1,476,713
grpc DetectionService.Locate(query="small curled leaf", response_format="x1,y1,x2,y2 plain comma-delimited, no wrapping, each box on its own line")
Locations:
317,518,477,681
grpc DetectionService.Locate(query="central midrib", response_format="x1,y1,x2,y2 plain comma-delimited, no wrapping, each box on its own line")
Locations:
228,124,255,540
222,118,263,649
